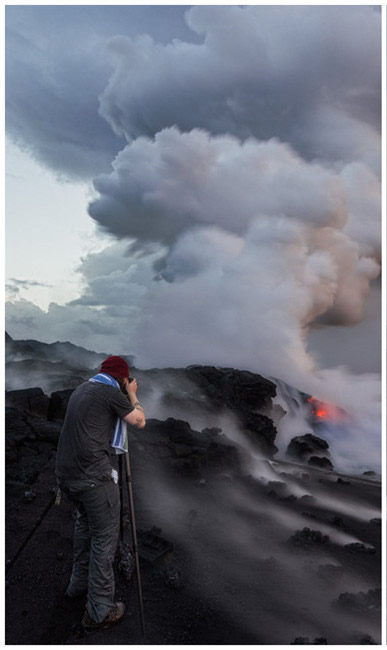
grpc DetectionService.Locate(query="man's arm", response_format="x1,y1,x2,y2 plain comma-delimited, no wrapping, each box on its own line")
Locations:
122,378,146,429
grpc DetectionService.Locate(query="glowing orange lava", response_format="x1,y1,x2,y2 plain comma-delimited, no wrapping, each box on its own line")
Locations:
307,397,347,422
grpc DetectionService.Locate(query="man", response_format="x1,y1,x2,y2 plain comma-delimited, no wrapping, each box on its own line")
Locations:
55,355,146,630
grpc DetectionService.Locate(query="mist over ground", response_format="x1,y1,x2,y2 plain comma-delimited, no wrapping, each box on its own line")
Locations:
5,340,381,644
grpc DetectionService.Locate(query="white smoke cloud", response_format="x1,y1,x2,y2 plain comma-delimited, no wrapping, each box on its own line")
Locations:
5,5,381,472
89,127,380,330
98,5,380,163
89,127,352,243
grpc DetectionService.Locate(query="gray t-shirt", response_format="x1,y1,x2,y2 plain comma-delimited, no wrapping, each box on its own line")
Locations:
55,381,134,491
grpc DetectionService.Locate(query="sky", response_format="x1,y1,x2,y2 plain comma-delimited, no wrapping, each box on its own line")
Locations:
4,4,382,411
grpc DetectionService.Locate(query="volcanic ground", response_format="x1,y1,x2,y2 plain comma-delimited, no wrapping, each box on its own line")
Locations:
5,335,381,645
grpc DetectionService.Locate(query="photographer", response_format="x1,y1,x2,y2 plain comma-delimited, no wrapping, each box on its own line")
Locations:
55,356,145,630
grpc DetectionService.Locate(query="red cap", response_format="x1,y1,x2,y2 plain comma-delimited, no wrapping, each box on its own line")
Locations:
100,356,129,379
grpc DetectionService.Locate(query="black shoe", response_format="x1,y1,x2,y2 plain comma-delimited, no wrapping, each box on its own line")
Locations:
81,602,125,630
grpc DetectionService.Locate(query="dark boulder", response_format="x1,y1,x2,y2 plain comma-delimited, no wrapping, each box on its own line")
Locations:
167,418,211,448
187,365,277,412
287,433,332,468
288,433,329,458
5,406,61,488
344,543,376,554
238,412,278,456
335,588,381,613
5,388,49,418
308,456,333,470
137,526,173,564
5,408,35,450
136,418,242,478
289,527,329,549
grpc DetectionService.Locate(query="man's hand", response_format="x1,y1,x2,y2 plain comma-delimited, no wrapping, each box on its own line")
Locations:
123,377,138,398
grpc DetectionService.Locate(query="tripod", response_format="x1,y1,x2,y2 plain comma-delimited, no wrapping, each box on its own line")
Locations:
119,453,145,637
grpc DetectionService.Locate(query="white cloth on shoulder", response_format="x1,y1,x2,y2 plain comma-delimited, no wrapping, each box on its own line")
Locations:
89,373,128,454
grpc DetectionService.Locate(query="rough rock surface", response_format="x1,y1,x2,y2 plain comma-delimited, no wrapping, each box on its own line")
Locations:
287,433,332,469
308,455,333,470
186,365,277,412
4,334,381,645
129,417,243,479
5,388,50,418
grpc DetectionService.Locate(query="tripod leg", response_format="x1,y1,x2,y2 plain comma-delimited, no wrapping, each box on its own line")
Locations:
124,452,145,637
119,455,124,543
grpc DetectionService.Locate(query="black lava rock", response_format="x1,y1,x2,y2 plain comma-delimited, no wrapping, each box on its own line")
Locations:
336,588,381,613
308,456,333,469
344,543,376,554
289,527,329,549
288,433,329,458
5,387,50,418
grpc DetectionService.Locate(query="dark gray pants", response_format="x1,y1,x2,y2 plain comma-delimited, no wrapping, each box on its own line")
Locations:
67,481,120,623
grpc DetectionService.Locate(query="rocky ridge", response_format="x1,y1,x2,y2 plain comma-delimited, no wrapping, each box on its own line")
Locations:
5,333,381,645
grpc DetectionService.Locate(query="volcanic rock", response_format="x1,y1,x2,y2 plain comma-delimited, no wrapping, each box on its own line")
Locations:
308,456,333,470
287,433,332,468
299,494,316,504
137,526,173,564
330,516,345,528
6,406,61,488
117,543,135,581
344,543,376,554
134,418,242,479
167,418,211,448
178,366,279,455
335,588,381,613
6,388,49,418
5,408,35,450
289,527,329,549
287,433,329,458
186,365,277,411
238,411,278,456
163,567,182,589
4,335,382,645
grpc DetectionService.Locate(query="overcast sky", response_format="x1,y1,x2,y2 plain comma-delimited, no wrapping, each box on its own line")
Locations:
5,4,382,410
